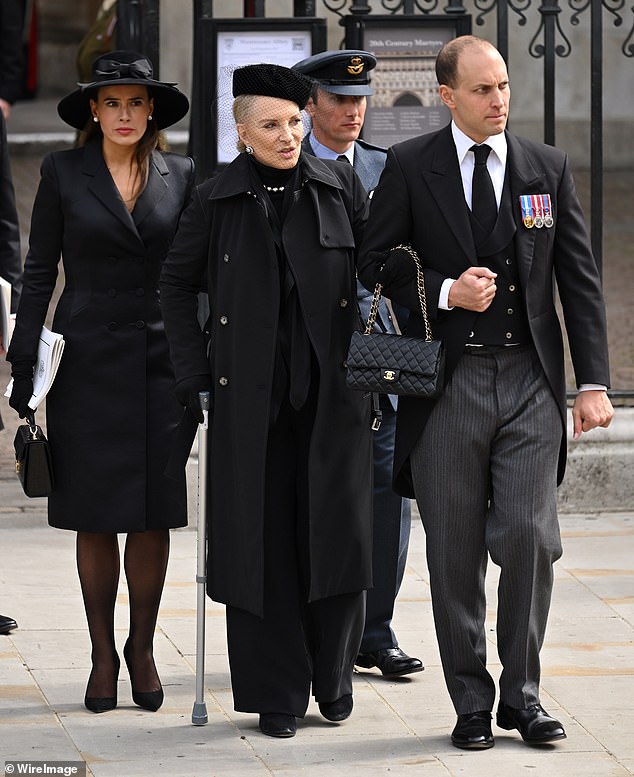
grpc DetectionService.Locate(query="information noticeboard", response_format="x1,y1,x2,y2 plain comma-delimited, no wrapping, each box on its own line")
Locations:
189,18,327,177
344,15,472,148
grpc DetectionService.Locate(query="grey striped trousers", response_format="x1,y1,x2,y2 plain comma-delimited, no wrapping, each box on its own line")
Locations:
410,346,563,714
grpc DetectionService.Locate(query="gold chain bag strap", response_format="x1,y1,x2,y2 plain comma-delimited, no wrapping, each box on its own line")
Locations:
345,244,445,399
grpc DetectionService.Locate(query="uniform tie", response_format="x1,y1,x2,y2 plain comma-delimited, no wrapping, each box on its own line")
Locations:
470,144,497,236
336,154,350,163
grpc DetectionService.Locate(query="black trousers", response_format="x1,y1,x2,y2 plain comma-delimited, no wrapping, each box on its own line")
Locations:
226,394,365,717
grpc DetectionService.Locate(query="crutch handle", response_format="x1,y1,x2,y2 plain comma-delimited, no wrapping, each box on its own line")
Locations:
198,391,210,430
198,391,210,412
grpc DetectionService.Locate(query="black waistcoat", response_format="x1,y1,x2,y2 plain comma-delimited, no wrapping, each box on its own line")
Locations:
467,176,532,347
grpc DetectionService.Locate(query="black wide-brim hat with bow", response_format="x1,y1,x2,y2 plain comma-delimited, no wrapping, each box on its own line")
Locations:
57,50,190,130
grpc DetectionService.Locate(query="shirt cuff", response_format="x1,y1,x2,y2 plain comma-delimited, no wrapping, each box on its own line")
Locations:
439,278,455,311
578,384,608,392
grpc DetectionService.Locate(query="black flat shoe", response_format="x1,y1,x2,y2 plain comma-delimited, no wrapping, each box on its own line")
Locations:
318,693,353,722
123,638,164,712
356,647,424,677
84,653,120,714
497,702,566,743
451,711,494,749
259,713,297,738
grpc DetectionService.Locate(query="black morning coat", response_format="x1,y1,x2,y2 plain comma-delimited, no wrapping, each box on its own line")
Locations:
7,138,196,532
358,125,611,498
160,151,374,618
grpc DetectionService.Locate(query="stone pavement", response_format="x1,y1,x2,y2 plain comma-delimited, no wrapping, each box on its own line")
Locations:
1,479,633,776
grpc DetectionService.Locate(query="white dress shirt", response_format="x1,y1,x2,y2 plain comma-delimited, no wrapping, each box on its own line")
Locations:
438,122,507,310
309,132,355,164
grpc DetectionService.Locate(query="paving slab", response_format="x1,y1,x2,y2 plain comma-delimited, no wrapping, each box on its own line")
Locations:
0,513,633,776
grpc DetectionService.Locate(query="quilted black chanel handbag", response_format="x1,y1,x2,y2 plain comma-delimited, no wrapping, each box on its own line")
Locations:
13,412,54,498
346,244,445,399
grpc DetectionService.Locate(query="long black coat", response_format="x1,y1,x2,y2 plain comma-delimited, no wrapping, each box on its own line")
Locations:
358,126,610,497
8,139,196,532
0,110,21,432
160,152,373,617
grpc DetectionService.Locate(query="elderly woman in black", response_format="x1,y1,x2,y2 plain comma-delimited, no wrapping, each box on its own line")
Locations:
160,64,373,738
7,51,195,713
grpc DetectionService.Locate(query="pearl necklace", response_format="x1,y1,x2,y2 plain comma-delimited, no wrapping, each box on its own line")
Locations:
263,184,285,192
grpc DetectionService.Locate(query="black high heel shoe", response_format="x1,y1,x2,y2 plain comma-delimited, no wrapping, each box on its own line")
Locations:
84,653,120,713
123,638,164,712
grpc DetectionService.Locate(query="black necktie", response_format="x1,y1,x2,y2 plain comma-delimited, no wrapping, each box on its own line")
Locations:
337,154,349,163
470,144,497,235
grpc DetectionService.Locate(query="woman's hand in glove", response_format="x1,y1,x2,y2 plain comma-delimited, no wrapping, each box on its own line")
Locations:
9,375,34,419
175,376,212,424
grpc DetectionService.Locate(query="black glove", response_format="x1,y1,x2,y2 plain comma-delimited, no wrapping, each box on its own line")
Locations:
175,376,212,424
9,362,35,419
378,246,417,288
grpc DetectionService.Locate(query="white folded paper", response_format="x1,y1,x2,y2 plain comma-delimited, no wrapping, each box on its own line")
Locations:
4,326,66,410
0,276,12,349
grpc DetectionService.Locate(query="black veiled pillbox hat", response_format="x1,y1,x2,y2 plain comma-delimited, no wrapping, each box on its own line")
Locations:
57,50,190,130
232,64,314,110
292,50,377,96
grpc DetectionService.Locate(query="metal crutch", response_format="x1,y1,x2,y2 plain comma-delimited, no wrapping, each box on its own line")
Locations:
192,391,210,725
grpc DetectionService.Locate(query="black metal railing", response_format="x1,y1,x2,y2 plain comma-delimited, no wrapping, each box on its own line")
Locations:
315,0,634,275
116,0,160,76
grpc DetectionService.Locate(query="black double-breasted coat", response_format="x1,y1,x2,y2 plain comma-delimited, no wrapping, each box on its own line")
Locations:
8,139,196,532
0,110,21,432
160,152,374,618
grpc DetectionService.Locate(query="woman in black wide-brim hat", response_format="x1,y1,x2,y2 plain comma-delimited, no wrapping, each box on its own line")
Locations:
7,51,195,714
160,63,374,738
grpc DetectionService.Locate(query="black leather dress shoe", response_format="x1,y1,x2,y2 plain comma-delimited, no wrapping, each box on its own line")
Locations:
451,711,494,750
259,713,297,738
496,702,566,743
355,647,424,677
0,615,18,635
318,693,353,722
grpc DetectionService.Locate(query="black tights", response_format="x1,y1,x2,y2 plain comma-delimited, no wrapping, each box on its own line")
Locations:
77,529,170,698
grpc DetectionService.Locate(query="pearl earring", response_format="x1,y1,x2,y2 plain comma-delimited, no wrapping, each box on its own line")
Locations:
245,145,254,155
148,114,153,120
93,116,99,123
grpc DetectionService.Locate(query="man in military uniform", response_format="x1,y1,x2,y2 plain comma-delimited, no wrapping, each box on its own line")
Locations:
293,50,423,678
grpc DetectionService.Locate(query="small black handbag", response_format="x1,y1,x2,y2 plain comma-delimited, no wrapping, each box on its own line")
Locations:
346,244,445,399
13,412,54,498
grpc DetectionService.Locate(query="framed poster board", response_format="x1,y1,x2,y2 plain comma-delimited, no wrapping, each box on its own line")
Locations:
344,15,472,148
189,18,327,178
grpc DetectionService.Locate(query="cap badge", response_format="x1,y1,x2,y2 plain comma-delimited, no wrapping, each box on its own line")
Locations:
347,56,364,76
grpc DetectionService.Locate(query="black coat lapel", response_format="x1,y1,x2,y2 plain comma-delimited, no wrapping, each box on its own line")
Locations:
506,132,546,287
134,151,169,228
422,126,476,261
82,139,142,242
